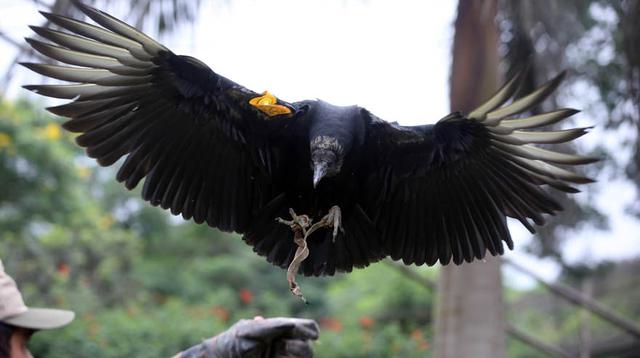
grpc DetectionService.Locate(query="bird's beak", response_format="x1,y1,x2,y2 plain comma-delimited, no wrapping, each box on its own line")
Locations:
313,162,327,188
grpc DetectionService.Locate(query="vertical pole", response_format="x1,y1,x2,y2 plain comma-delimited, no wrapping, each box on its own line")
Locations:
434,1,505,357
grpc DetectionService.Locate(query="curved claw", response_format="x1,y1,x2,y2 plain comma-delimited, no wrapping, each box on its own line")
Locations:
328,205,343,241
300,205,344,241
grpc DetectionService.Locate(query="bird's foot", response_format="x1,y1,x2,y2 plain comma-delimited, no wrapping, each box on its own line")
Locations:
306,205,344,242
275,206,344,303
276,208,311,232
276,208,311,303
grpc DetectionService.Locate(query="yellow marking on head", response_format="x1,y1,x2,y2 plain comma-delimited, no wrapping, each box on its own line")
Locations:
249,91,292,117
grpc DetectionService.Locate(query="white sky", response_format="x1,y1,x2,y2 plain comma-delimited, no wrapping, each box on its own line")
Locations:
1,0,639,288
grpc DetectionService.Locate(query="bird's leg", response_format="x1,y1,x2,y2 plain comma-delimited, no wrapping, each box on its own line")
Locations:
276,208,311,303
305,205,344,242
276,208,311,232
275,205,343,303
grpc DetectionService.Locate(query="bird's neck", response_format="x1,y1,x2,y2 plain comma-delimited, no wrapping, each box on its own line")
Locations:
310,135,345,157
307,100,363,154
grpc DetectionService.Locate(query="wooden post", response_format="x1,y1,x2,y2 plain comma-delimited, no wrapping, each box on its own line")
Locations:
385,261,572,357
434,1,505,357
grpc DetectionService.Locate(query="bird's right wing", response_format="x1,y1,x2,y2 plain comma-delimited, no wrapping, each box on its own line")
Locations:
23,2,302,233
362,71,598,266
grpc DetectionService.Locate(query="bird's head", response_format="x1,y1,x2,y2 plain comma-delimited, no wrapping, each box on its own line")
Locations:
310,135,345,188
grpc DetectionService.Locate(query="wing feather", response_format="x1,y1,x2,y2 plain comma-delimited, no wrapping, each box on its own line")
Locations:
363,70,596,265
23,2,299,240
70,0,167,55
484,72,566,123
29,26,147,67
40,11,153,60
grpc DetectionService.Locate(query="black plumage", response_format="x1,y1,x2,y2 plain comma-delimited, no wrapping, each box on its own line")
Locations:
23,1,597,276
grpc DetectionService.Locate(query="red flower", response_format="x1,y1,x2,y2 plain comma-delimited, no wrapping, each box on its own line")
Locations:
359,316,375,330
239,288,253,304
410,329,429,351
57,263,70,278
319,317,343,332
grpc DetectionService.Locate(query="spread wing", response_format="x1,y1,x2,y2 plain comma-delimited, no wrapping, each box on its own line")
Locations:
22,1,299,233
362,71,598,266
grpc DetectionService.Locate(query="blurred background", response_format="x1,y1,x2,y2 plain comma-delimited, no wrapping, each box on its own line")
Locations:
0,0,638,356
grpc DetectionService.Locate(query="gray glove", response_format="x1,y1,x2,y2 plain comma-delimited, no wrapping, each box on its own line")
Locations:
181,317,319,358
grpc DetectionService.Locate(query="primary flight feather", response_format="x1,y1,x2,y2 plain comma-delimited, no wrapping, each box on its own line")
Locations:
23,1,597,276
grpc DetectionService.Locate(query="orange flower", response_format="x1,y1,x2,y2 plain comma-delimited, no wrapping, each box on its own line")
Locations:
410,329,429,351
319,317,342,332
359,316,375,330
239,288,253,304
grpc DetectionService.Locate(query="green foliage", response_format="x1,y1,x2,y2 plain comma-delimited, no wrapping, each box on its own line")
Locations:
0,99,85,232
29,299,228,358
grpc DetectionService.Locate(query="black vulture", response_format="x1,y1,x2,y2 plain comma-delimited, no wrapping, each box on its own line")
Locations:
23,1,597,277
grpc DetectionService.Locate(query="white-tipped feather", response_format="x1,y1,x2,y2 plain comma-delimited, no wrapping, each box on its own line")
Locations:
500,109,578,129
491,128,589,145
29,26,144,64
492,148,594,183
493,141,597,165
468,71,523,120
27,38,121,69
486,73,565,121
23,83,102,99
21,63,148,86
510,156,594,184
485,125,515,135
73,1,167,55
513,164,580,192
508,128,589,144
24,83,153,100
40,11,153,61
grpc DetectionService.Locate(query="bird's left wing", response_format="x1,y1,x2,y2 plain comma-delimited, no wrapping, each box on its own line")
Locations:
361,71,598,266
22,2,300,233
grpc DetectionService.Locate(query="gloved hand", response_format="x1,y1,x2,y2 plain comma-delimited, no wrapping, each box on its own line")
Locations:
180,317,319,358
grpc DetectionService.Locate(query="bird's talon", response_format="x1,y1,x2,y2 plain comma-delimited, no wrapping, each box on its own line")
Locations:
321,205,342,242
277,209,312,232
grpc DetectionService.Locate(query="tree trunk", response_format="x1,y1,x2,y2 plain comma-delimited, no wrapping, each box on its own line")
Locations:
433,1,506,357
